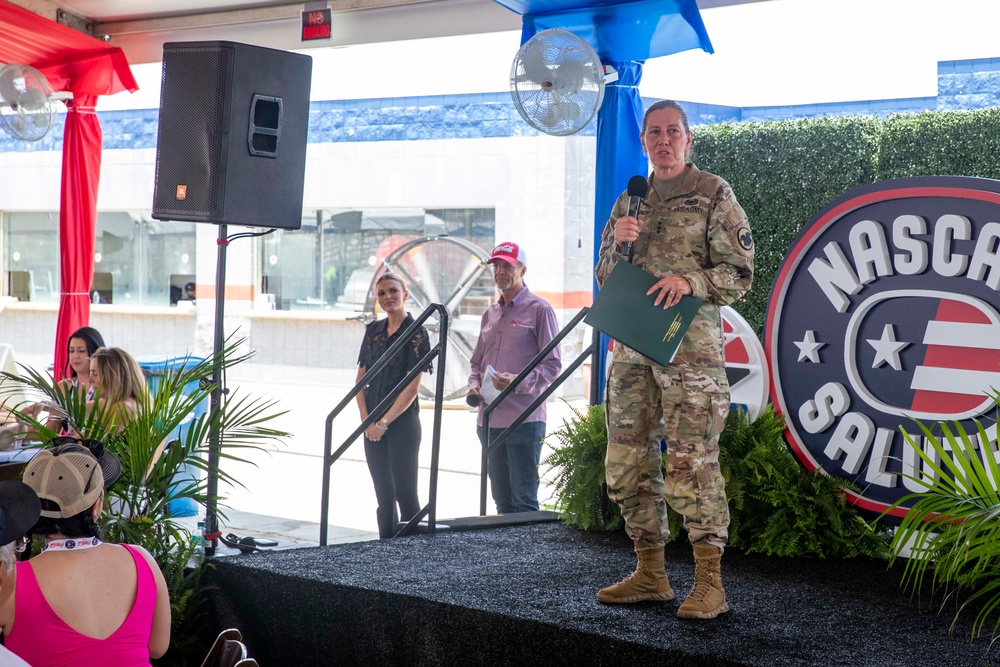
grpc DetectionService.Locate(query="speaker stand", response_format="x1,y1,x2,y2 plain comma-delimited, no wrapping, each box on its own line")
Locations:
204,224,228,555
204,223,276,555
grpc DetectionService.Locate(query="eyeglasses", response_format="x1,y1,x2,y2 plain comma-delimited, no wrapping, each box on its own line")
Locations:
48,436,107,459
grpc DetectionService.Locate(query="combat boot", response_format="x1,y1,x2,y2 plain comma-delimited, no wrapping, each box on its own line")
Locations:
597,542,675,604
676,544,729,619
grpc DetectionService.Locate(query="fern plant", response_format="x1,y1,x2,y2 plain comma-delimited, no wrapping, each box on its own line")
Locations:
543,402,622,531
887,416,1000,639
720,405,889,558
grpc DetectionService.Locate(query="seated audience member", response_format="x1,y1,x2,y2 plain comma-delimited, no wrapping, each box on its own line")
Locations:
1,326,106,432
0,443,171,666
0,480,41,667
87,347,166,474
61,327,106,398
44,347,159,480
85,347,149,428
19,346,148,441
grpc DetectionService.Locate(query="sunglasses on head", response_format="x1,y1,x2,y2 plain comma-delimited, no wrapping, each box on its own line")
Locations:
48,436,106,459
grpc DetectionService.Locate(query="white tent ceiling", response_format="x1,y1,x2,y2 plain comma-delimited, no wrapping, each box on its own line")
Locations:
8,0,769,65
12,0,1000,108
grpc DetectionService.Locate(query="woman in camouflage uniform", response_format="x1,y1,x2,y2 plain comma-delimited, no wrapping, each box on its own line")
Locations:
594,100,754,619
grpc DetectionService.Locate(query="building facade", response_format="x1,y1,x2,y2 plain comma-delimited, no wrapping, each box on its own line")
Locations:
0,56,996,384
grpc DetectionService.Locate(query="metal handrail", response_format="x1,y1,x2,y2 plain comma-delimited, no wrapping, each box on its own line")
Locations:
319,303,449,545
478,306,592,515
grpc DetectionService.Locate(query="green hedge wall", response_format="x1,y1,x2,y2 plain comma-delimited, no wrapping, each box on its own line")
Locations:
691,107,1000,337
876,108,1000,179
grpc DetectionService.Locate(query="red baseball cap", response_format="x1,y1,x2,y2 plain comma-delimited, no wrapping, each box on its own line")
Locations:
489,241,526,266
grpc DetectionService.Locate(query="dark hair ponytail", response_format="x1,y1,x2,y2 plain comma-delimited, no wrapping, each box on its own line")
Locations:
31,499,103,540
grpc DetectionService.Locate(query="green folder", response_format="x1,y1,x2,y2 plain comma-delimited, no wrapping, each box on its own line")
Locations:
586,261,702,366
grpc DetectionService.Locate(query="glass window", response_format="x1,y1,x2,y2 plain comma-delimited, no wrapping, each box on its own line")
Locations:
4,212,60,302
94,213,197,306
259,208,495,312
2,211,196,307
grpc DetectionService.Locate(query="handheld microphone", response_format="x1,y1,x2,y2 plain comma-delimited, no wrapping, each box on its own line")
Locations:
620,175,648,261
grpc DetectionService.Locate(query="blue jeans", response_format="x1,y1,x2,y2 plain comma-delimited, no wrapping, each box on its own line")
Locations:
479,421,545,514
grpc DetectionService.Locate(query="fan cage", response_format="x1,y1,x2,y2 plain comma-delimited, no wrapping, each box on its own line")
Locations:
509,29,606,137
0,63,54,142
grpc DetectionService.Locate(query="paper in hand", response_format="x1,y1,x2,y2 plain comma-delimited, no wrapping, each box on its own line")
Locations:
479,365,502,405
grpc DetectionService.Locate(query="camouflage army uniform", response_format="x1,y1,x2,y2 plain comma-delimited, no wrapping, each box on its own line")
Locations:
595,164,754,550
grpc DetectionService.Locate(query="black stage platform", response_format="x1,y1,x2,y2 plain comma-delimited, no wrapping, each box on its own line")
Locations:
205,522,998,666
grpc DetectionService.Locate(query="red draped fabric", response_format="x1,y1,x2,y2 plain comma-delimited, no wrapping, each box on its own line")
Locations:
0,2,137,97
0,1,138,379
54,97,102,380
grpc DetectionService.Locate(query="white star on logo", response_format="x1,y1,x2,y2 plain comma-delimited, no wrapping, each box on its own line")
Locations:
866,323,909,371
794,330,825,363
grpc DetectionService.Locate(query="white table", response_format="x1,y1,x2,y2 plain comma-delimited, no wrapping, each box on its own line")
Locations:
0,445,40,465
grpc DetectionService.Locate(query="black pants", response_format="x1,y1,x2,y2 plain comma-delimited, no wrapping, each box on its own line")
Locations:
364,408,421,538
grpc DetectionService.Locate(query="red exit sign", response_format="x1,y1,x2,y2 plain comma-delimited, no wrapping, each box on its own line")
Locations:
301,8,332,41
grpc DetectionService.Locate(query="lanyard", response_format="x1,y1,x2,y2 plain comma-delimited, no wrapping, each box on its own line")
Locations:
42,537,102,552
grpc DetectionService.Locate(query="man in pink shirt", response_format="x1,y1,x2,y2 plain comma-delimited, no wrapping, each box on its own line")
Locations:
468,242,561,513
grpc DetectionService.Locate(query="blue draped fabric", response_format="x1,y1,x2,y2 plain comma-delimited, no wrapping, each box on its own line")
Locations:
493,0,713,402
592,60,647,401
512,0,713,62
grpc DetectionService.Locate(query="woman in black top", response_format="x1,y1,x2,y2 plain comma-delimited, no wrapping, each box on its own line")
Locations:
356,272,432,538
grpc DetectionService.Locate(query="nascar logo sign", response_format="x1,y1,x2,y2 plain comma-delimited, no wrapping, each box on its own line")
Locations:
767,176,1000,518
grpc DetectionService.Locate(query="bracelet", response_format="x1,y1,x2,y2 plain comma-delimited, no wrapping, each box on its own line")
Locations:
376,419,388,431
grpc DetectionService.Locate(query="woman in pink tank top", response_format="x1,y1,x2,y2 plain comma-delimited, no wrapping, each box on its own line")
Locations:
0,442,171,666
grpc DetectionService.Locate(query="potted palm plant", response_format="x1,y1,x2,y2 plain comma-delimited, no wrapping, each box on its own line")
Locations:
543,402,622,532
888,413,1000,640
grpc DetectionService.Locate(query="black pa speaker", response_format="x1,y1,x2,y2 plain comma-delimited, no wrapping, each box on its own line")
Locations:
152,41,312,230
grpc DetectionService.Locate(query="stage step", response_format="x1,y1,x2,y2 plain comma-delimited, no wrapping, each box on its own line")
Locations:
431,509,561,532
